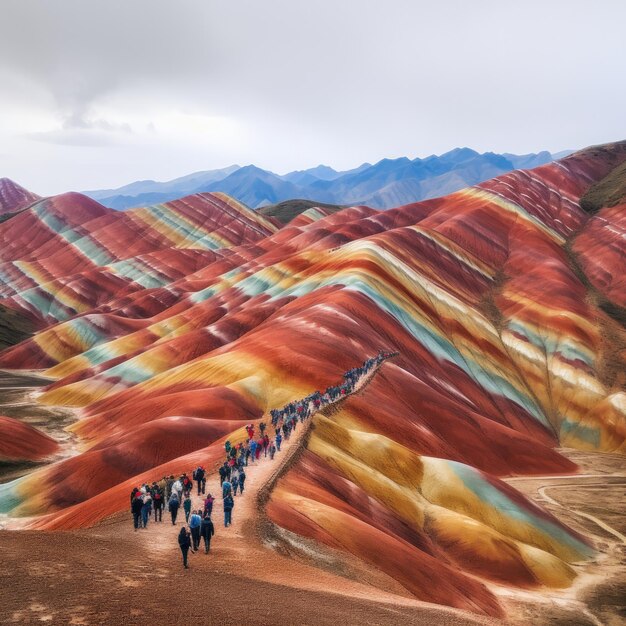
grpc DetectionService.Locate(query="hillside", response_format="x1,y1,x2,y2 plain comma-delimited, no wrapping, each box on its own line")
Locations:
258,199,345,224
0,178,39,216
0,142,624,619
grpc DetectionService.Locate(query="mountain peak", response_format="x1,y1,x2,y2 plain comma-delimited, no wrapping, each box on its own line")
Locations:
0,178,40,215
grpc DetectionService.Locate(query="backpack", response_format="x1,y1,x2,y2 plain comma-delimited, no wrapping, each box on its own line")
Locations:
154,492,162,501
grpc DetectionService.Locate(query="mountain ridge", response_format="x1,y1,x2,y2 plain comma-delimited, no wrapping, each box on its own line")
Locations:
82,148,565,211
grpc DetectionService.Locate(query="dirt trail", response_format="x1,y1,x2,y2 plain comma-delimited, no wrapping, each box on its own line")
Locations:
140,356,433,605
501,449,626,625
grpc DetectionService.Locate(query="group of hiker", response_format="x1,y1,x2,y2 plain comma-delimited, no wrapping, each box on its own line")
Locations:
129,350,396,568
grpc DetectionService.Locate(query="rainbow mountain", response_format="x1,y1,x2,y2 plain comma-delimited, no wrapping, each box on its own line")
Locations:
0,142,624,617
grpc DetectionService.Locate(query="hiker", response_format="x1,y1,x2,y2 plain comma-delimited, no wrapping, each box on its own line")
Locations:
249,439,257,464
194,466,206,495
166,475,175,500
218,464,227,486
203,494,214,516
275,432,282,451
223,494,234,527
189,509,202,551
200,513,215,553
245,446,251,466
182,473,193,496
153,486,164,522
238,469,246,495
130,487,140,507
222,479,232,499
178,526,192,568
245,424,255,440
141,492,152,528
269,442,276,460
259,421,266,436
232,472,239,496
168,492,180,525
183,494,192,523
263,434,270,457
225,440,232,455
172,477,183,501
131,494,143,531
255,438,263,460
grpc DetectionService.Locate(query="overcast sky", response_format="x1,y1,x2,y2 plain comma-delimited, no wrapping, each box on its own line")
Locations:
1,0,625,195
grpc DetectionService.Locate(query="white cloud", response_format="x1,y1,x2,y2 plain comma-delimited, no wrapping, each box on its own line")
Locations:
0,0,624,194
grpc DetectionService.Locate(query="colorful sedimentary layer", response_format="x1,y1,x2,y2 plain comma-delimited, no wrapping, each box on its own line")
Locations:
0,141,625,616
0,192,277,325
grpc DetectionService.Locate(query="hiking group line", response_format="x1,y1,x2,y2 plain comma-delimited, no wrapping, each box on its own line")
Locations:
128,351,397,568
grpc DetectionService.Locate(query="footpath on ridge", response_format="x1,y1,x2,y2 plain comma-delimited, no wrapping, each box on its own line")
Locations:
142,354,413,600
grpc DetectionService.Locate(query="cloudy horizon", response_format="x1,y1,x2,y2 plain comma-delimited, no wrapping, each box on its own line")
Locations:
1,0,625,196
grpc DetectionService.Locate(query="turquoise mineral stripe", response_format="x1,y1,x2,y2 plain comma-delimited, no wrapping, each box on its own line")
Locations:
103,359,153,385
185,231,228,251
81,343,122,367
32,202,114,264
0,267,19,293
506,320,593,367
65,318,109,348
48,299,77,323
239,265,297,298
70,236,116,265
190,286,219,304
19,289,62,322
142,204,211,246
556,342,594,368
109,259,168,289
222,268,242,280
559,419,600,447
0,476,26,514
449,461,593,556
237,272,279,298
36,210,73,236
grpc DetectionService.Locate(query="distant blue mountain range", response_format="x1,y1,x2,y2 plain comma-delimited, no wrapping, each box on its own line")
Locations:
84,148,569,210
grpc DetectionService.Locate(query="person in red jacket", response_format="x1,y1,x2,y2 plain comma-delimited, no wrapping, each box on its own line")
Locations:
203,494,214,516
245,424,255,440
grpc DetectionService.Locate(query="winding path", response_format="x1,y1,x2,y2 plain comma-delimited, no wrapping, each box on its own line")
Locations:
505,472,626,544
